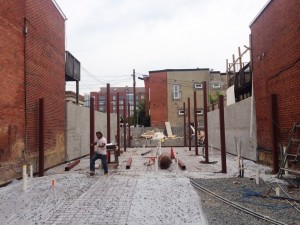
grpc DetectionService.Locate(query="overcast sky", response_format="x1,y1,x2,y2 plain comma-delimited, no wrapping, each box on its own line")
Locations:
55,0,269,95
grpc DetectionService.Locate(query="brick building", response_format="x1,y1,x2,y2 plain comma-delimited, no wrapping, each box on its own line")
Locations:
250,0,300,165
90,86,145,119
0,0,66,184
144,69,227,128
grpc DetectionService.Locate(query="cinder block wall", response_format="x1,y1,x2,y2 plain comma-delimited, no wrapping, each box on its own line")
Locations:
250,0,300,163
0,1,26,185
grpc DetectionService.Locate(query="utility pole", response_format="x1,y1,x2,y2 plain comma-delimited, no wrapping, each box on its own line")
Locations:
133,69,136,127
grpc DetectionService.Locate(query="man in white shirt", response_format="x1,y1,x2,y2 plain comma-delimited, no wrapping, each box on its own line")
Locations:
90,131,108,175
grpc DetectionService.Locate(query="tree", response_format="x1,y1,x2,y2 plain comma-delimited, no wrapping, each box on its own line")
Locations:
136,99,150,127
208,90,222,104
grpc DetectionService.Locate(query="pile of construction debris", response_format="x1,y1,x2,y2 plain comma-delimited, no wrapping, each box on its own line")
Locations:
140,130,166,140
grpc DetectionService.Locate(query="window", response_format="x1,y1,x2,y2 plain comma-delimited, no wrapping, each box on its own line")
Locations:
212,84,221,89
194,83,202,89
178,109,185,115
173,84,180,100
196,110,203,115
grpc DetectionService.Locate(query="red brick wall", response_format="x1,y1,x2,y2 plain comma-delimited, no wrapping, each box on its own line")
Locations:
251,0,300,152
0,1,26,164
144,78,150,116
25,0,66,166
149,71,168,128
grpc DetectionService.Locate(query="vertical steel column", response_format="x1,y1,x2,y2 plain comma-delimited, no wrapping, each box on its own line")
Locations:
194,91,198,155
183,102,186,147
219,95,227,173
188,98,191,151
106,83,111,143
123,99,126,152
128,102,131,148
106,83,111,162
76,80,79,105
117,93,120,156
90,97,95,160
271,94,279,173
38,98,44,177
203,81,209,163
133,69,136,127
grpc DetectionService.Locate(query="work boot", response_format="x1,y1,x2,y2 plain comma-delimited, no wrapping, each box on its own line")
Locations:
90,171,95,176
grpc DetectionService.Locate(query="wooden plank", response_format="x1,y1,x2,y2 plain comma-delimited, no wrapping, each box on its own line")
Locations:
165,122,173,137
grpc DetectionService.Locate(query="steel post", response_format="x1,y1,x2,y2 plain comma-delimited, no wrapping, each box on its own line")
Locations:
219,95,227,173
203,81,209,163
194,91,198,155
38,98,44,177
90,97,95,160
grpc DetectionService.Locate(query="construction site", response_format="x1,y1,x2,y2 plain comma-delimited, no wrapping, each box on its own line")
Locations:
1,0,300,224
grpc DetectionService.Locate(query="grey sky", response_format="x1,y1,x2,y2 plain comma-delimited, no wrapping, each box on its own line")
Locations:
55,0,269,94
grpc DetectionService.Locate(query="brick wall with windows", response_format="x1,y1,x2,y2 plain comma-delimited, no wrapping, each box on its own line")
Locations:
251,0,300,164
0,1,26,183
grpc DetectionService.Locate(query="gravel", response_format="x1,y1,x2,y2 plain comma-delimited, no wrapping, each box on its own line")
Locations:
191,177,300,225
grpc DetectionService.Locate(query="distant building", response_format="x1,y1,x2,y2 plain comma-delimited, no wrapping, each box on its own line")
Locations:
144,69,226,128
84,93,90,108
65,91,85,106
90,87,146,117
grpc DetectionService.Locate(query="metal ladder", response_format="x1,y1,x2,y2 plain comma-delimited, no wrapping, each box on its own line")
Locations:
278,123,300,178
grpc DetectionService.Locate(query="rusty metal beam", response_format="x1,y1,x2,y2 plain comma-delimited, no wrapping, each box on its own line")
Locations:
65,159,80,171
203,82,209,163
219,95,227,173
128,102,131,148
106,83,111,143
126,158,132,169
123,99,126,152
188,98,191,151
38,98,44,177
194,91,198,155
271,94,279,173
117,93,120,156
90,97,95,160
183,102,186,147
